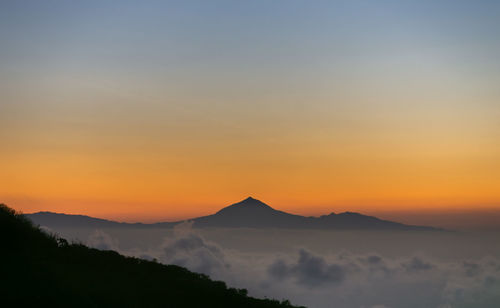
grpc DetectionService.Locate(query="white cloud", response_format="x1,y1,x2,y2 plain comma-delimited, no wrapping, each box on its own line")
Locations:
86,229,119,251
77,228,500,308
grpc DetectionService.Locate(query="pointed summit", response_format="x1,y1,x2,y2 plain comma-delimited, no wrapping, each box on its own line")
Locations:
197,197,300,228
239,196,267,205
216,197,274,214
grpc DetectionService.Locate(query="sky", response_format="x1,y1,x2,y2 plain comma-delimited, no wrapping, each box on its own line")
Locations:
1,0,499,223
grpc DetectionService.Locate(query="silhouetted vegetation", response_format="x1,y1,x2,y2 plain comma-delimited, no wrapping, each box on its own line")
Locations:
0,204,304,307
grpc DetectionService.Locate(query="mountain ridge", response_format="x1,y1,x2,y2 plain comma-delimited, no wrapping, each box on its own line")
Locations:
26,197,442,231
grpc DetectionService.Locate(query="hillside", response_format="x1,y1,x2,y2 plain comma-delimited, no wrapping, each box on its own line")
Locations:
0,204,302,308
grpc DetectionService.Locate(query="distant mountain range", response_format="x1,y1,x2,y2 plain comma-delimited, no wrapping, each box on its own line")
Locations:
26,197,441,231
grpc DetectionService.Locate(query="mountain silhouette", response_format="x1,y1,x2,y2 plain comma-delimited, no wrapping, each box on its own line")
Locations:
26,211,172,229
0,203,302,308
27,197,441,231
193,197,306,228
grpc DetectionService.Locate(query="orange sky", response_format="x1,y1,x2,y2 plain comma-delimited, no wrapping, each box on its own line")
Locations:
1,1,499,223
1,75,499,221
2,130,499,222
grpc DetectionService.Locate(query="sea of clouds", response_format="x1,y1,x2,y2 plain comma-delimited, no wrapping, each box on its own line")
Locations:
81,222,500,308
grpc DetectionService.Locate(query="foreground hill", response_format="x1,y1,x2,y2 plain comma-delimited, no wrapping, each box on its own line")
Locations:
0,204,302,308
27,197,441,231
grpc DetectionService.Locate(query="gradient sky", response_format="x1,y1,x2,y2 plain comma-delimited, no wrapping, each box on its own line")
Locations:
1,0,499,222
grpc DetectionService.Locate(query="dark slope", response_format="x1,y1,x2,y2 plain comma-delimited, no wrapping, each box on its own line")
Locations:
26,197,441,231
0,204,302,308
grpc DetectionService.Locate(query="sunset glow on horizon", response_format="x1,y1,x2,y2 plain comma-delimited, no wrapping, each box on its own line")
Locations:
1,1,499,223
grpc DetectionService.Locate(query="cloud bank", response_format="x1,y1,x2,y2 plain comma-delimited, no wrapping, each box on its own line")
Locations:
84,226,500,308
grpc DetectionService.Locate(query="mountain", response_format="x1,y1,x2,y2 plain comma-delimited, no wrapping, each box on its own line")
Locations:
0,203,302,308
27,211,174,229
192,197,306,228
191,197,438,230
26,197,441,231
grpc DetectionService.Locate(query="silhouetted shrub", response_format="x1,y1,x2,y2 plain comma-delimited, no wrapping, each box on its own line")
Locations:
0,204,304,308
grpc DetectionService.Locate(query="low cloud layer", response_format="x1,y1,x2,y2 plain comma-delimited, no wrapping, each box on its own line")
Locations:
268,249,346,287
87,229,119,251
263,250,500,308
80,226,500,308
158,222,229,275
